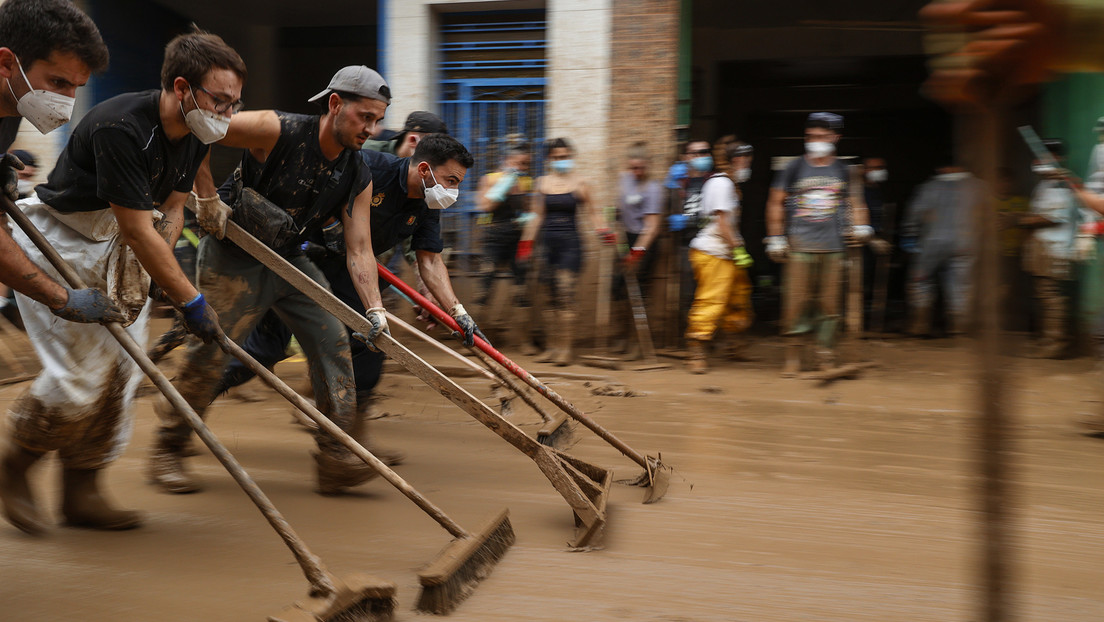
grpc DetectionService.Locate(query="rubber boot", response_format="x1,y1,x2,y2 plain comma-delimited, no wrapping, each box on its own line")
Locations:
1033,297,1068,359
909,305,932,338
554,310,576,367
146,438,201,494
350,403,404,467
721,332,749,361
686,339,708,374
534,309,560,363
313,450,380,496
781,338,802,378
61,468,142,530
0,444,46,535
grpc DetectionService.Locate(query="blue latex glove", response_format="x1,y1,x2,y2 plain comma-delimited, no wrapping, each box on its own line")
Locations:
51,287,127,324
180,293,221,343
665,162,688,189
900,236,920,254
668,213,689,232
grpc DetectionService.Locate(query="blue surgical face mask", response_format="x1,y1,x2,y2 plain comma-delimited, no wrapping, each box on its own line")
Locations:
690,156,713,172
551,159,574,174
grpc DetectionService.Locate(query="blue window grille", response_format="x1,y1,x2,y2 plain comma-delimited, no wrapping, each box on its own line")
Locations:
437,12,546,272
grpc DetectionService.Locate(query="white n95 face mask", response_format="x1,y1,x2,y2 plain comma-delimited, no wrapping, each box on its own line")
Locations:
181,88,229,144
423,168,459,210
805,141,835,158
735,168,751,183
8,56,74,134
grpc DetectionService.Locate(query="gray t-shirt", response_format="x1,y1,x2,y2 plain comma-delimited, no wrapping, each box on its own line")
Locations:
618,172,663,235
772,157,848,253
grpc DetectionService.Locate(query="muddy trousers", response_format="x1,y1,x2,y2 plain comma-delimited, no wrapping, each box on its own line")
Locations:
685,249,753,342
1034,275,1071,347
220,257,387,407
155,237,358,458
8,207,151,469
782,251,844,349
908,253,973,331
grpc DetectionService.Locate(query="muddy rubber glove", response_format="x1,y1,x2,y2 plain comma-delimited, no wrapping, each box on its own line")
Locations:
180,293,221,343
449,303,488,347
1,152,25,202
764,236,789,263
597,228,617,245
625,246,646,268
192,192,232,239
731,246,753,268
352,307,390,352
51,287,128,324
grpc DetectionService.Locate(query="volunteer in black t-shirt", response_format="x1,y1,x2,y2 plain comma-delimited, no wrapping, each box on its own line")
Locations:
1,32,245,536
151,66,400,497
0,0,122,326
213,134,483,467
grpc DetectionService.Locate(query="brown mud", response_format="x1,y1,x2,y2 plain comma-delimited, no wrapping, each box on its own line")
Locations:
3,321,1104,621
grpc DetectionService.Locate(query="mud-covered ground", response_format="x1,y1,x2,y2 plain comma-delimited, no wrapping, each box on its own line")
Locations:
3,319,1104,621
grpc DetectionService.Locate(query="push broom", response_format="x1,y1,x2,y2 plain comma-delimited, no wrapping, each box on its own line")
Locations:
198,214,612,548
377,264,671,504
0,196,395,622
213,333,514,614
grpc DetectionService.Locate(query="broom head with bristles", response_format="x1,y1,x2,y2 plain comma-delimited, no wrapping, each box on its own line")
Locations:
416,508,515,614
268,573,396,622
536,412,575,449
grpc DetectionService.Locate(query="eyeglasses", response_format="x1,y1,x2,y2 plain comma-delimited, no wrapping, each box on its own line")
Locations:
196,85,244,114
688,149,711,155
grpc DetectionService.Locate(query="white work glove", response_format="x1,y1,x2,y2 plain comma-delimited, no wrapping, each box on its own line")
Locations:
352,307,390,352
764,236,789,263
192,192,233,239
849,225,875,246
449,303,489,347
1075,233,1097,263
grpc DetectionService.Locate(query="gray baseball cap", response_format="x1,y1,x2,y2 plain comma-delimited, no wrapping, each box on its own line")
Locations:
308,66,391,104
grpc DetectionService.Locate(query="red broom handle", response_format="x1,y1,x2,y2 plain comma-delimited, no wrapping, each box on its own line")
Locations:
377,264,649,468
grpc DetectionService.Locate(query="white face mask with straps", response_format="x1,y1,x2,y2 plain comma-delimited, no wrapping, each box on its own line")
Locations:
181,87,229,144
422,167,458,210
7,55,74,134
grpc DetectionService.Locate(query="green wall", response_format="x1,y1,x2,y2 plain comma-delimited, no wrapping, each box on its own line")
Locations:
1042,72,1104,177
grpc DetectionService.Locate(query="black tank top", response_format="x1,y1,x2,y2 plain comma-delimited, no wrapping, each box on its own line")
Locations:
543,191,578,233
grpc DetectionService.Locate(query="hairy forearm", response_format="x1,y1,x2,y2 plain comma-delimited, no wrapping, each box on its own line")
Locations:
766,195,785,237
0,227,68,309
416,252,460,310
347,251,383,310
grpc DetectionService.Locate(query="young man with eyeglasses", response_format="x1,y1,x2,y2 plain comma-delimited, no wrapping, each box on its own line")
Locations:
0,0,125,326
764,112,871,375
0,31,245,535
149,66,395,497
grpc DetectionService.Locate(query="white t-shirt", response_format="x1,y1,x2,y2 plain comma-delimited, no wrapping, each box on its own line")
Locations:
689,173,741,258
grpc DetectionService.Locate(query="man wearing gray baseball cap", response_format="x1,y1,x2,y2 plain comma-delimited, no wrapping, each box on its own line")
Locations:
149,66,395,497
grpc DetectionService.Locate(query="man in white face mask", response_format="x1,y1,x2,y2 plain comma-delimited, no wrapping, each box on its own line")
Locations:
0,30,246,536
0,0,127,330
153,66,401,497
764,111,871,375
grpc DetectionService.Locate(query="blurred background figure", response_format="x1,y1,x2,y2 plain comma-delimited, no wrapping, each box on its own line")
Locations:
669,139,714,345
1018,139,1097,358
611,141,663,358
995,166,1031,332
901,162,981,338
517,137,603,366
475,134,534,351
684,141,754,373
363,110,447,157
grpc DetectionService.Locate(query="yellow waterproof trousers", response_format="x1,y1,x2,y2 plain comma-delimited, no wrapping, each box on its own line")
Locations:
686,249,753,341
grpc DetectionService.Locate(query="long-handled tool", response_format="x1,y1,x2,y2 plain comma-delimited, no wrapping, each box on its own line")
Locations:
0,197,394,622
215,334,513,614
378,265,671,504
212,218,612,548
385,299,569,437
613,222,670,371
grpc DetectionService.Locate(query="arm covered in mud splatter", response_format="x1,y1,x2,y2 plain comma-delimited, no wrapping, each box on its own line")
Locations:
414,250,461,313
154,191,188,246
341,182,384,310
113,203,197,306
0,224,69,310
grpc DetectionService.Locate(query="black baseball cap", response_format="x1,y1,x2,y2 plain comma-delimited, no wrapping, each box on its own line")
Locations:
400,111,448,135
